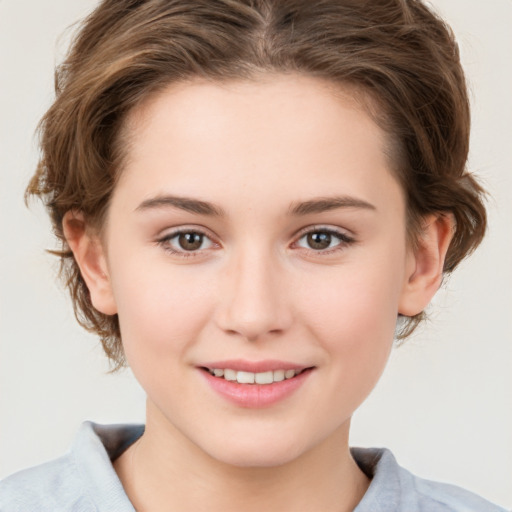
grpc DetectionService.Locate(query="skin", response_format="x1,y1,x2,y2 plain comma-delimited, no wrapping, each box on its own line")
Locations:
65,74,453,511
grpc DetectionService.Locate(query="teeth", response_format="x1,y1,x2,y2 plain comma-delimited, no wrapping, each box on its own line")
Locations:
285,369,296,379
236,371,255,384
273,369,285,382
224,369,237,381
255,371,273,384
208,368,302,384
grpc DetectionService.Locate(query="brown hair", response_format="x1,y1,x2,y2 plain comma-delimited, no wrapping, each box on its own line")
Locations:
27,0,486,369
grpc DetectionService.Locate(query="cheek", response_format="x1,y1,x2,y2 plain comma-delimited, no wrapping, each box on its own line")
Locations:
306,282,396,372
299,257,403,342
295,256,404,397
108,255,215,361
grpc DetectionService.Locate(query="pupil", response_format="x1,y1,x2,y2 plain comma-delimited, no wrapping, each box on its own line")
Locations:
308,232,331,250
178,233,203,251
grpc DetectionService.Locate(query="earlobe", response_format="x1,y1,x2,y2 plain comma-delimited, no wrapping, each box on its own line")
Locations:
398,213,455,317
62,210,118,316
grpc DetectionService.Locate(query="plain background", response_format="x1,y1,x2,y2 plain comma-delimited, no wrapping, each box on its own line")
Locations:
0,0,511,508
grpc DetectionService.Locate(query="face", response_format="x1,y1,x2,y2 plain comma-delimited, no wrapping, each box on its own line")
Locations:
96,75,417,467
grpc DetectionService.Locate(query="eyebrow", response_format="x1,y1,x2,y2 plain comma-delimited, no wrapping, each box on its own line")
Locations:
135,194,376,217
135,195,225,217
288,196,376,216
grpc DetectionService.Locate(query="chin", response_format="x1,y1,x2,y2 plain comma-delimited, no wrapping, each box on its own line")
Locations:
213,444,304,468
199,428,309,468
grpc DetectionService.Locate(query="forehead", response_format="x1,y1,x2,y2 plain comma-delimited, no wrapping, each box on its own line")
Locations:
125,74,384,148
114,74,404,217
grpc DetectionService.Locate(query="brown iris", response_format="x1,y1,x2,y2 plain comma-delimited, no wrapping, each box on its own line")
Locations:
178,232,203,251
307,232,332,250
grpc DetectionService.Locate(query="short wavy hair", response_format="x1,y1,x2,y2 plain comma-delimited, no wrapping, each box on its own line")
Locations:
27,0,486,369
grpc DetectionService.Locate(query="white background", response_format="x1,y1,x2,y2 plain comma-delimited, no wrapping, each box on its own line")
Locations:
0,0,510,508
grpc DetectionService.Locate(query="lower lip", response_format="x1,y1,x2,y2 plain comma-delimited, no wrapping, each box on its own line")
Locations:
199,369,313,408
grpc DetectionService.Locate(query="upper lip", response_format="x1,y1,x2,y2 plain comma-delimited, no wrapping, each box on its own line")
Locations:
199,359,312,373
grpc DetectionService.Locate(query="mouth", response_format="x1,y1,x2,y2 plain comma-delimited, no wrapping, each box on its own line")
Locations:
200,367,311,385
198,361,315,407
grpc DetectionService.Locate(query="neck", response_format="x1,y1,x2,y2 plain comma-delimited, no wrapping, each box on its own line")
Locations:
114,402,370,512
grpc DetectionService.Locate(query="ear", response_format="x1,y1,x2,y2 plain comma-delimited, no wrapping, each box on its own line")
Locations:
62,210,117,316
398,213,455,316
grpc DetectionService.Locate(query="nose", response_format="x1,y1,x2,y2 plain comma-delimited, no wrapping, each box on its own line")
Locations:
214,247,293,342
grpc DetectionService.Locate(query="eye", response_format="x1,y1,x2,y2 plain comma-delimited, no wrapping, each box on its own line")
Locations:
295,228,354,252
158,229,216,255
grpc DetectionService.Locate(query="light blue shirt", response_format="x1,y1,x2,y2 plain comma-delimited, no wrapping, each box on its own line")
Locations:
0,422,507,511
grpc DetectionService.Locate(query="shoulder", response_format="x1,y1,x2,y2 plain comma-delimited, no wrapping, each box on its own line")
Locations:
411,476,507,512
0,422,143,512
0,453,95,512
352,447,508,512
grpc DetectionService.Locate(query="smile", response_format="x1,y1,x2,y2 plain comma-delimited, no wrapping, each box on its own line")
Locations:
199,364,314,408
205,368,304,384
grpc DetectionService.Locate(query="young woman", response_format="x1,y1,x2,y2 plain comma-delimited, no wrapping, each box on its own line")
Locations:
0,0,507,510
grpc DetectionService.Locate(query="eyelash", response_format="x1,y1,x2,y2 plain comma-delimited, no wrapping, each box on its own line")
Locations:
293,226,355,255
156,226,355,258
157,228,217,258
